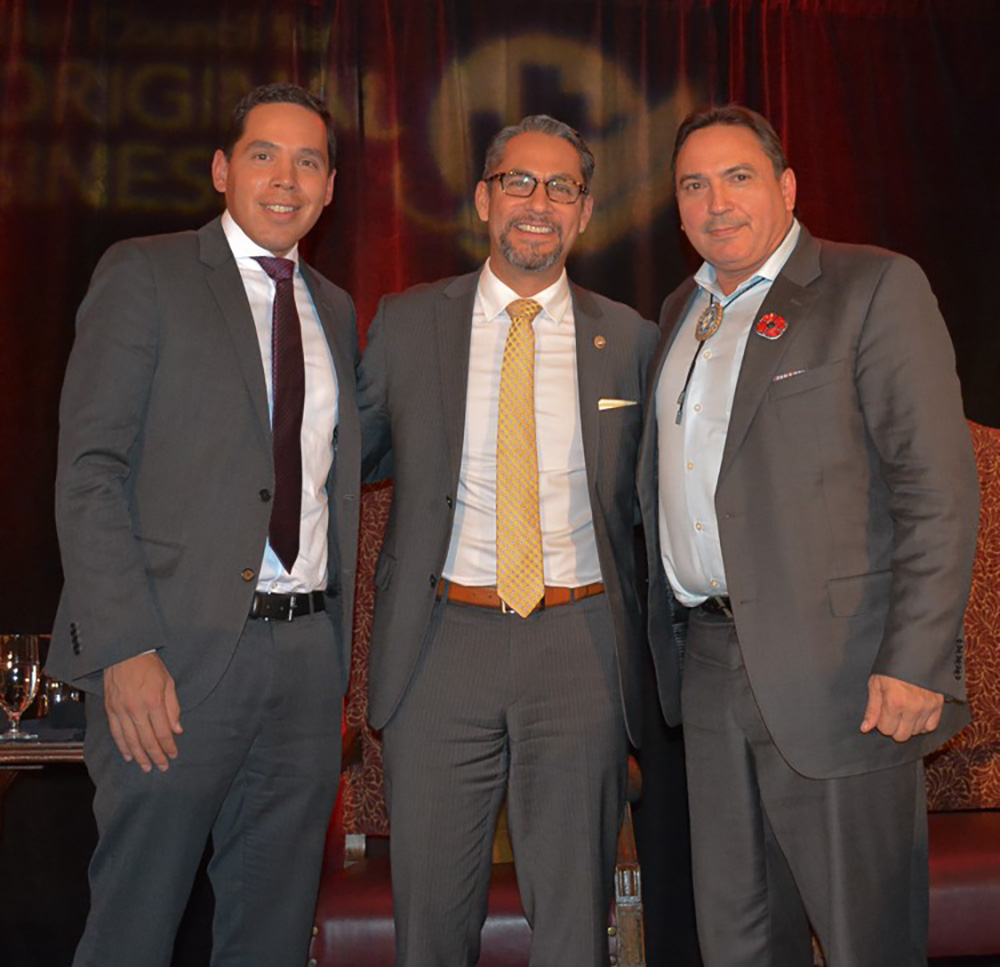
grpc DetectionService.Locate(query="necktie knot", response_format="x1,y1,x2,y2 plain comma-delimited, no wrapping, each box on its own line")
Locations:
506,298,543,329
254,255,295,282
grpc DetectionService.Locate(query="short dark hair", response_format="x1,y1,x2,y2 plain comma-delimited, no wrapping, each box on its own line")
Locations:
482,114,595,186
222,83,336,168
671,104,788,182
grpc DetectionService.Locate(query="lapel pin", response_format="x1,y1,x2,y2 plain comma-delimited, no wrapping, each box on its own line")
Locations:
594,335,607,350
755,312,787,340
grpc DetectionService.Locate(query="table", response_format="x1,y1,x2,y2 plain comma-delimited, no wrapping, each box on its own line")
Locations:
0,719,84,798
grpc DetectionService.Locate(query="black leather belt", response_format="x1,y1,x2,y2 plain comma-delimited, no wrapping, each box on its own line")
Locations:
698,595,734,619
249,590,326,621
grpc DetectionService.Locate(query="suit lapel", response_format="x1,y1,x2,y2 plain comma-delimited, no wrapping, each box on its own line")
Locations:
200,219,271,441
648,278,698,411
572,283,608,491
437,273,479,486
639,279,698,474
719,228,822,480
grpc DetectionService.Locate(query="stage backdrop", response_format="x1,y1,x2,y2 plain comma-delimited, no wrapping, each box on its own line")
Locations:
2,0,998,632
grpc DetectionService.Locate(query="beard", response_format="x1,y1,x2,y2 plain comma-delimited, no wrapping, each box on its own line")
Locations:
498,217,565,272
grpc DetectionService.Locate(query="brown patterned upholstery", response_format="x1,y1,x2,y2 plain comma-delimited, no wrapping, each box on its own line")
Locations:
925,420,1000,810
340,479,393,839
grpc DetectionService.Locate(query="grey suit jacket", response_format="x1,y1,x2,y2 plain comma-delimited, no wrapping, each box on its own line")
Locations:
639,226,979,778
48,217,361,709
358,269,658,745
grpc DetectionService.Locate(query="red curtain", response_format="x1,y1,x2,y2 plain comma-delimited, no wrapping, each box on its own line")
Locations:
2,0,998,629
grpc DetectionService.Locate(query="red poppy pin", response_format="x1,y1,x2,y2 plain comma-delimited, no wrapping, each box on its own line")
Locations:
755,312,787,340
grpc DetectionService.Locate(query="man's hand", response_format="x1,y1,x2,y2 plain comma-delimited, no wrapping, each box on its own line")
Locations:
103,652,183,772
860,673,944,743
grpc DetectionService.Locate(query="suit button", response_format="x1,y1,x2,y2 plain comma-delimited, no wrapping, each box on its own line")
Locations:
259,489,272,502
446,495,454,508
241,568,255,582
429,574,437,587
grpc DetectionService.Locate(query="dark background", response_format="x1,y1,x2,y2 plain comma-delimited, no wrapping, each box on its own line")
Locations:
2,0,998,635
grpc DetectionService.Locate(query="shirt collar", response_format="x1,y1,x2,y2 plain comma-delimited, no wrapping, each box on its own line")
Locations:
221,210,300,267
476,259,571,326
693,218,801,301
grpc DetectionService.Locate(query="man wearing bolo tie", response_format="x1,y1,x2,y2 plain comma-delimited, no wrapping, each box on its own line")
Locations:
358,114,659,966
48,84,359,967
638,104,979,965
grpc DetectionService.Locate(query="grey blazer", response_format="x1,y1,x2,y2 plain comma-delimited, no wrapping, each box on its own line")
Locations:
48,217,361,709
358,269,658,745
639,226,979,778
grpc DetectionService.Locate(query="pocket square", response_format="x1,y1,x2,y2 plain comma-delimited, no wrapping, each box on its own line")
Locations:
772,369,808,383
598,398,638,410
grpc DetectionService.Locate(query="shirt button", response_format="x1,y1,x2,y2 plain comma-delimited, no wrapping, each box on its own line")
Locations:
695,522,703,532
686,461,694,470
693,403,702,412
711,579,720,588
703,350,712,359
241,568,255,582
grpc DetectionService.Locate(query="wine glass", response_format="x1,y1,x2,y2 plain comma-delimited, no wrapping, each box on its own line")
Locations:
0,634,41,741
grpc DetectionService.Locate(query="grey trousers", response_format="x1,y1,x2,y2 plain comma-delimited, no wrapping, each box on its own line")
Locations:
681,608,927,967
74,612,343,967
383,594,628,967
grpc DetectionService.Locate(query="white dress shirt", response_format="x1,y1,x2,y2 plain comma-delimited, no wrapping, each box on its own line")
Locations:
222,211,339,594
442,260,602,587
656,220,800,606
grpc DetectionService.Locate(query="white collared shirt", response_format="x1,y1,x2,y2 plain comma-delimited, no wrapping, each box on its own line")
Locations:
442,260,601,587
655,220,800,606
221,211,339,594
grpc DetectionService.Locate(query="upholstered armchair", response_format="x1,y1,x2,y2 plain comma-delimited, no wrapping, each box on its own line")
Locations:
924,420,1000,958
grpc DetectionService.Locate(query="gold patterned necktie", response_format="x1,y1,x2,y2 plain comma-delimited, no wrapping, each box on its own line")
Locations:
496,298,545,618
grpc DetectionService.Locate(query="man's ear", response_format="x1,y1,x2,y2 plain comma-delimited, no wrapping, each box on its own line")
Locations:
780,167,797,213
578,192,595,235
211,150,230,193
474,180,491,223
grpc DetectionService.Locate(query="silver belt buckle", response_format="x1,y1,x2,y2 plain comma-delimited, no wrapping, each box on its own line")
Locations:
286,593,297,621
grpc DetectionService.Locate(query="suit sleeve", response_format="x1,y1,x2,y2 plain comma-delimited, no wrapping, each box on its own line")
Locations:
357,296,394,481
855,254,979,698
55,240,168,675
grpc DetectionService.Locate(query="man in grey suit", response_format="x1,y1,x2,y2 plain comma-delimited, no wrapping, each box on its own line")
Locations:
358,115,658,966
47,84,359,967
639,104,980,966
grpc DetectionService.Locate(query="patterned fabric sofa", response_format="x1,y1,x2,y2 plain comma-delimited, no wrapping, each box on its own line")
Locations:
924,420,1000,958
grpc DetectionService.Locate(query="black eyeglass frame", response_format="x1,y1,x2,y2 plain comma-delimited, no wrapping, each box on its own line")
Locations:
483,170,589,204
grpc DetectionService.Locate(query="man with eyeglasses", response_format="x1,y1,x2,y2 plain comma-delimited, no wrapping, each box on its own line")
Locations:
358,114,660,966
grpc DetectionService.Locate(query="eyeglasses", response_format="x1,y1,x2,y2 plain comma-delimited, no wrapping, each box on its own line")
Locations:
484,170,589,205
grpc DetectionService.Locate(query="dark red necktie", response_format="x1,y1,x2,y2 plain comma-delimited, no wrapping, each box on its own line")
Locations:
254,256,304,573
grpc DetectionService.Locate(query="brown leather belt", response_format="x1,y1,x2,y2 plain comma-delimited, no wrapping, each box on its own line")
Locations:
436,580,605,614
